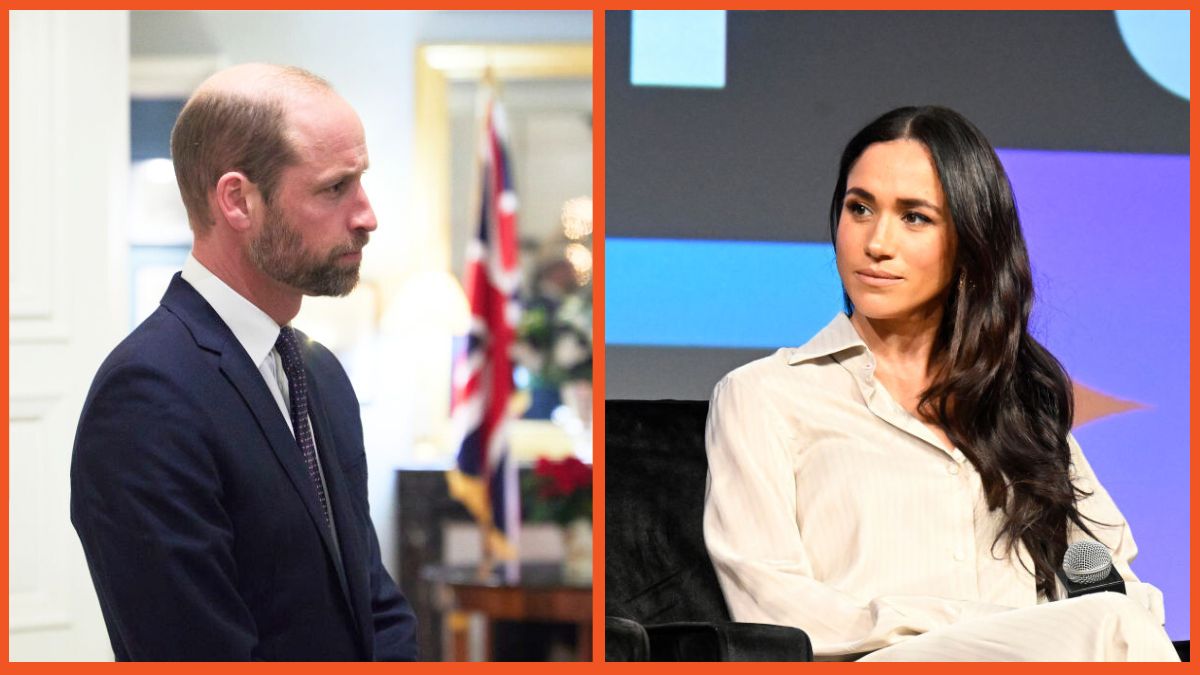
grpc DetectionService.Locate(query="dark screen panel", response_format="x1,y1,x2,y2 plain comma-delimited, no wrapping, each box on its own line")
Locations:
606,10,1188,242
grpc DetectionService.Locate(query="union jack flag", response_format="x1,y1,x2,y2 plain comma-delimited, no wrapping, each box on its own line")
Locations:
448,88,521,565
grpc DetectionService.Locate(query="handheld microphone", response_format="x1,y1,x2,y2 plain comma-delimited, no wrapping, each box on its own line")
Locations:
1057,539,1126,599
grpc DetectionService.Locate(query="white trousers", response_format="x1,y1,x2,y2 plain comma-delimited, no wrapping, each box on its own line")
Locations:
858,592,1179,662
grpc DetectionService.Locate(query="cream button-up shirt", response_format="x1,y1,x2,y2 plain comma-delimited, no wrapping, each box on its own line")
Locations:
703,313,1157,659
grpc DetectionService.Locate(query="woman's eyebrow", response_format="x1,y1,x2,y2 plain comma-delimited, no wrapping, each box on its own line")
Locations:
847,187,942,214
896,197,942,215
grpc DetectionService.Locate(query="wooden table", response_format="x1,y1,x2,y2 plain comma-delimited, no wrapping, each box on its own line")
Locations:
424,563,592,661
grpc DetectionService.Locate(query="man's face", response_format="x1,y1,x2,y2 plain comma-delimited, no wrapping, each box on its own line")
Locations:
249,92,376,297
249,198,368,297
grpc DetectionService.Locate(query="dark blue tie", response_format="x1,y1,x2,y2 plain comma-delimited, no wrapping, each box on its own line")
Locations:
275,326,330,528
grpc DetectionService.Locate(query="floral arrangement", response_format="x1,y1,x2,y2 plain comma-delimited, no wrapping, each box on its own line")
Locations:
513,197,593,388
522,456,592,527
514,284,592,386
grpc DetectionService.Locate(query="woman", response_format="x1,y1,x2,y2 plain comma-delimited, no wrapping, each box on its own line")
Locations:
703,106,1177,661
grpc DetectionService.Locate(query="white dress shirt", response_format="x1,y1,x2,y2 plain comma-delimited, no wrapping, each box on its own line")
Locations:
704,313,1164,659
181,254,339,542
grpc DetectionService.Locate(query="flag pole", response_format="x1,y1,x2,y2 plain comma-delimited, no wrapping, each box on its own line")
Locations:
448,57,522,585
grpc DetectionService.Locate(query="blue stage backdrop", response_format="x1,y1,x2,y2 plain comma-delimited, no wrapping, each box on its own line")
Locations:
605,10,1190,639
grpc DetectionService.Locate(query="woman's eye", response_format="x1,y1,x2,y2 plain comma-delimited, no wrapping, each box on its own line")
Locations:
903,211,932,225
846,201,869,216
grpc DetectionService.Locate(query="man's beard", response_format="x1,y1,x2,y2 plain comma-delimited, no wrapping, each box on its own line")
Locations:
249,203,368,297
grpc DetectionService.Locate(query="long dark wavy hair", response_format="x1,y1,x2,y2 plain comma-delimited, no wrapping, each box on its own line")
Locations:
829,106,1099,600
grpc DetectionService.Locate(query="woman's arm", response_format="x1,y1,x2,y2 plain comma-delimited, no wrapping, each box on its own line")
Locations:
1066,435,1165,624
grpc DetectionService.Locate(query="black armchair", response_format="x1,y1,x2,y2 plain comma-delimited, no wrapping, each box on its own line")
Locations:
605,399,813,661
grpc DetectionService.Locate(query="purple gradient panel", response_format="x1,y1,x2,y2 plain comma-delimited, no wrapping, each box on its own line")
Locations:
999,148,1189,639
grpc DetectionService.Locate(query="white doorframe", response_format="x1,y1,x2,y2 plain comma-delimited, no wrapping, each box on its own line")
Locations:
9,9,130,661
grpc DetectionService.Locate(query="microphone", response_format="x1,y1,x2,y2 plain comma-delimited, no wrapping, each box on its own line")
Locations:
1057,540,1126,599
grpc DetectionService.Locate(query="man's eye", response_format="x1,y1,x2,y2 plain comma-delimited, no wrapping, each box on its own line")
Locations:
327,181,346,195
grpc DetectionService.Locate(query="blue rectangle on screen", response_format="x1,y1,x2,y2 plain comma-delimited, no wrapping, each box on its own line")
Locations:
631,10,727,89
606,238,843,348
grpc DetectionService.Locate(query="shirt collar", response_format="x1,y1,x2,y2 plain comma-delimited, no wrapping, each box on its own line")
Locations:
788,312,960,455
182,253,282,367
787,312,869,365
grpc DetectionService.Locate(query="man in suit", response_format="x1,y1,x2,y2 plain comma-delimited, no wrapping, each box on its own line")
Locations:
70,63,417,661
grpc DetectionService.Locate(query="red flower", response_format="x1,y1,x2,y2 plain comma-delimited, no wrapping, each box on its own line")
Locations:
534,456,592,498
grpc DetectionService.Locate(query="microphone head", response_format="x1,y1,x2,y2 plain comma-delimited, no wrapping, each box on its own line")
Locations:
1062,540,1113,584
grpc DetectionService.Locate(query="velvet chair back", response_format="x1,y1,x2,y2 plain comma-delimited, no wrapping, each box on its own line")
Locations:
604,399,730,623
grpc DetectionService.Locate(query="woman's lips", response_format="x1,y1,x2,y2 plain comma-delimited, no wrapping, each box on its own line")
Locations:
855,270,903,287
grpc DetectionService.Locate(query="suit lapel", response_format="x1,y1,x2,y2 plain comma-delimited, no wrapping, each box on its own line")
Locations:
305,374,372,657
161,274,355,611
216,349,346,558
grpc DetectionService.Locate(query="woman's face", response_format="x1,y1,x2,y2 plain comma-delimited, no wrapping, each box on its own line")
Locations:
835,139,957,324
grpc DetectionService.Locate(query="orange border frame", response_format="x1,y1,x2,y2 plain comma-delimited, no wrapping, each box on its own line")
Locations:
592,5,608,666
2,5,1197,673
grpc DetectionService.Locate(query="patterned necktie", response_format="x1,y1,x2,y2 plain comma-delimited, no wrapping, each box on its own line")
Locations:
275,326,330,528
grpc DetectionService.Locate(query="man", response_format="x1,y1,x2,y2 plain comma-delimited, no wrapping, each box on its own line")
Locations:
70,63,417,661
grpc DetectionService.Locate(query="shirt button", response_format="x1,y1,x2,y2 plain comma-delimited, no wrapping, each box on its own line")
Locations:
947,464,959,475
953,550,965,562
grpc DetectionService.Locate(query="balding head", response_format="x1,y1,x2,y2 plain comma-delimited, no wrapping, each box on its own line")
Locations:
170,63,334,233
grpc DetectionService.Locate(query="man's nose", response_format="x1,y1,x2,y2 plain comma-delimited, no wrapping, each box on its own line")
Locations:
352,184,378,233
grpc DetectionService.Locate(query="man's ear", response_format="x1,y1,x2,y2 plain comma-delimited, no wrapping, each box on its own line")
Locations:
213,171,262,233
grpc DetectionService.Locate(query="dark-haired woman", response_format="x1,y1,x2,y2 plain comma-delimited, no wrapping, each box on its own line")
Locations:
703,106,1177,661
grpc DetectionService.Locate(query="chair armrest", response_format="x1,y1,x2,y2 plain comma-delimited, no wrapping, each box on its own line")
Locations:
646,621,813,661
606,616,651,661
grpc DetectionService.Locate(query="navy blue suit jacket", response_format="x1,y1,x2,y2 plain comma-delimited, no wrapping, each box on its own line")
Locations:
70,274,417,661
